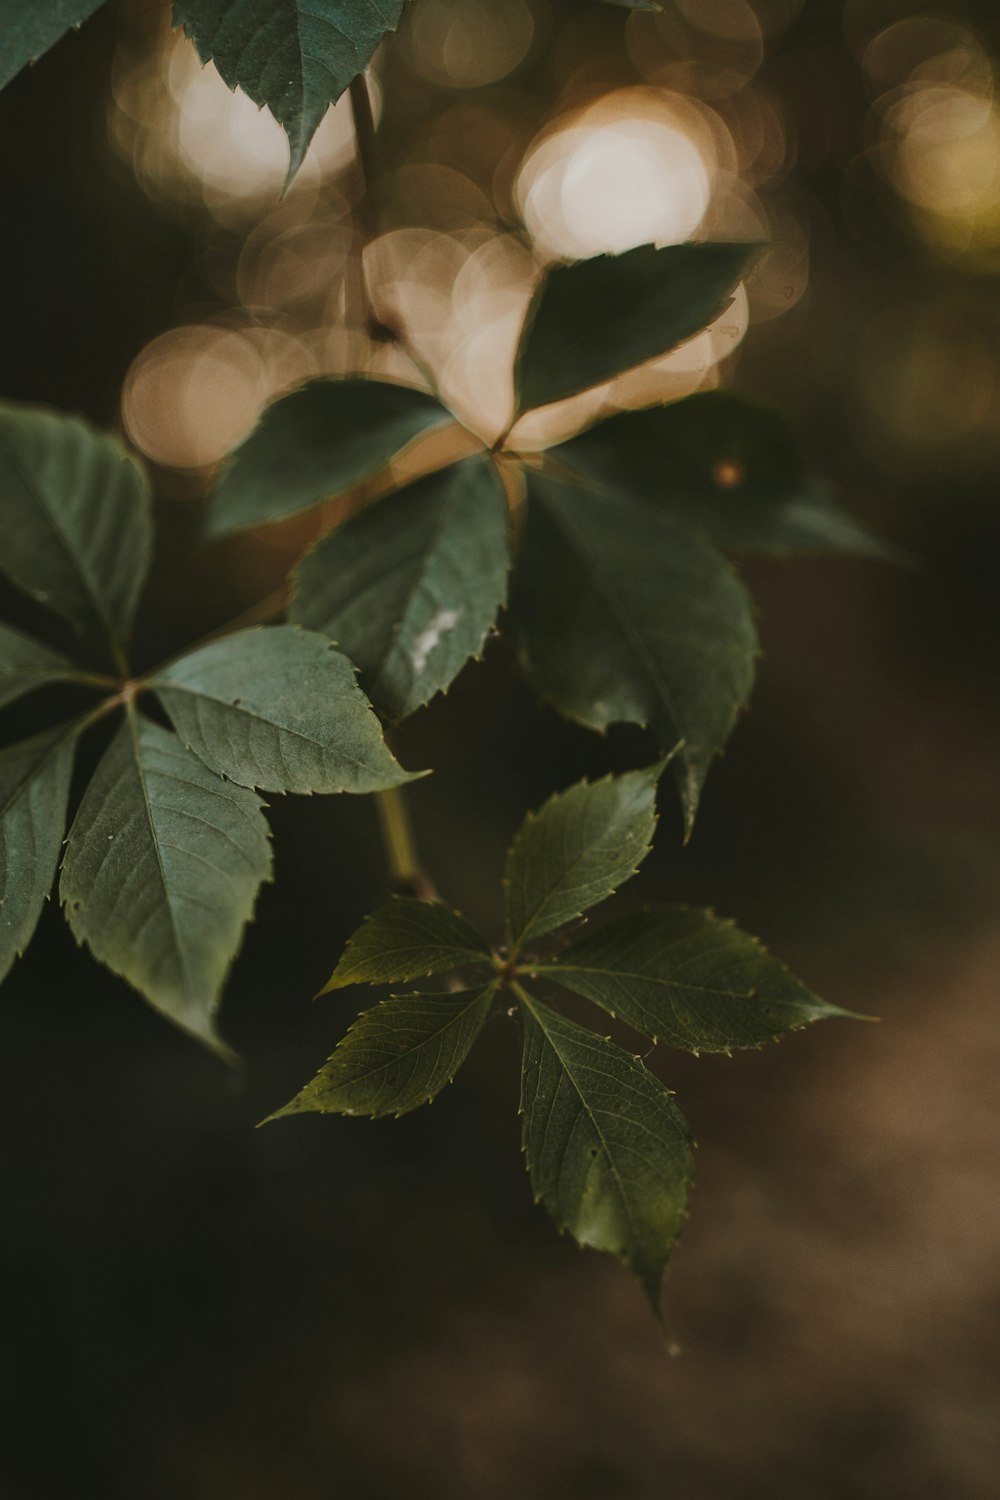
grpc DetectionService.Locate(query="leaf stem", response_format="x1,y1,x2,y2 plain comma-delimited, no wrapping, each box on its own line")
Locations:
375,785,435,901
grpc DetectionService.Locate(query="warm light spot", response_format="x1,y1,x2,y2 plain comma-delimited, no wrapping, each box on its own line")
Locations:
517,89,720,260
712,458,746,488
123,326,267,472
406,0,535,88
881,83,1000,220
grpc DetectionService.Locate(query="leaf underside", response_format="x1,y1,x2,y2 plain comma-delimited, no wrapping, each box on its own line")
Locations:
519,991,693,1310
154,625,415,794
540,905,855,1053
0,720,81,983
0,0,106,92
318,896,492,994
513,242,756,415
273,981,499,1118
291,455,511,721
60,710,273,1052
557,392,892,558
514,471,757,834
504,762,665,955
204,379,451,536
0,403,152,661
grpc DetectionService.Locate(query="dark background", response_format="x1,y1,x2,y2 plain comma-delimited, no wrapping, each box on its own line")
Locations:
1,1,1000,1495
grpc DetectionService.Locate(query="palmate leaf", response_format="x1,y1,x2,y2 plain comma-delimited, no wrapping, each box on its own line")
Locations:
272,981,500,1119
0,621,78,709
0,720,81,983
291,455,510,721
154,626,415,794
504,763,664,958
204,379,452,536
317,896,492,994
557,392,894,558
513,242,756,416
0,404,152,665
514,472,757,835
0,0,107,91
175,0,406,179
61,709,273,1052
518,990,693,1310
537,906,856,1054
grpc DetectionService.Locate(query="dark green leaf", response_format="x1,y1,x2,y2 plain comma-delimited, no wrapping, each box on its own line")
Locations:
0,621,77,709
270,981,499,1119
514,471,757,834
60,709,273,1053
538,905,857,1053
504,762,665,958
600,0,660,9
518,990,693,1309
291,455,510,721
0,720,81,983
0,0,106,91
557,392,895,557
0,403,152,665
513,242,756,415
204,379,451,536
154,625,416,794
175,0,406,179
317,896,492,995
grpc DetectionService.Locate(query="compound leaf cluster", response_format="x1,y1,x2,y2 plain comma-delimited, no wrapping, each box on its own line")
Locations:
0,404,413,1053
275,762,856,1309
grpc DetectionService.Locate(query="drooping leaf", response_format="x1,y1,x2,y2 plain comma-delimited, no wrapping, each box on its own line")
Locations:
154,626,415,794
291,455,510,721
504,762,665,959
0,720,81,984
317,896,492,995
204,379,452,536
0,621,78,709
537,905,857,1054
0,403,152,665
175,0,406,179
60,709,273,1052
0,0,106,92
513,242,756,416
271,981,499,1119
518,990,693,1309
557,392,895,557
514,472,757,834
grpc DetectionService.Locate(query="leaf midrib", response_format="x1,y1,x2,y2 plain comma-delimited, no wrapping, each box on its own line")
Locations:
0,436,116,647
519,991,645,1256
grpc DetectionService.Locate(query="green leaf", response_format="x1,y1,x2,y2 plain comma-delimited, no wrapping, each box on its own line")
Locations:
557,392,895,557
518,990,693,1309
60,709,273,1052
291,455,510,721
0,403,152,666
513,242,757,416
504,762,665,958
538,905,857,1054
270,981,499,1119
0,720,81,984
204,379,451,536
175,0,406,179
600,0,660,9
317,896,492,995
153,625,415,794
514,472,757,834
0,621,78,709
0,0,106,92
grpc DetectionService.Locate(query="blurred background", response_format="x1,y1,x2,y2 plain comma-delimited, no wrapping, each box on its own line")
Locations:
2,0,1000,1494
